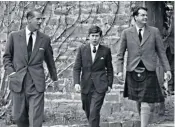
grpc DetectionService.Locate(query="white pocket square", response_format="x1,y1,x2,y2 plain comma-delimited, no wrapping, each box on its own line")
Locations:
39,48,44,51
100,57,104,60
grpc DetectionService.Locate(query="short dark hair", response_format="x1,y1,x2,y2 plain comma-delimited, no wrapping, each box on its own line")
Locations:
133,7,148,20
88,25,102,37
26,10,41,19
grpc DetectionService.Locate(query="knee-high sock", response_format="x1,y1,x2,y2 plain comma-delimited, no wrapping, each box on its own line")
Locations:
141,102,151,127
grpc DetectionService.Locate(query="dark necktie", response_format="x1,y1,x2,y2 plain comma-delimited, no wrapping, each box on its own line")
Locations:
138,29,142,42
27,32,33,60
93,46,96,53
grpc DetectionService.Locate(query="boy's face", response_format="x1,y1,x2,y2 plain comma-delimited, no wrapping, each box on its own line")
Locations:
89,32,101,46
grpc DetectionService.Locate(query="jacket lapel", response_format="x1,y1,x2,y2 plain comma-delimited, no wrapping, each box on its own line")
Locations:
93,45,103,64
130,27,140,46
29,31,43,63
141,25,150,46
19,29,28,63
85,44,93,65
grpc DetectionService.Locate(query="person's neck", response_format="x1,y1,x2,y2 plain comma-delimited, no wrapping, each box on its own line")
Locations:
91,44,99,47
27,25,36,32
136,22,145,29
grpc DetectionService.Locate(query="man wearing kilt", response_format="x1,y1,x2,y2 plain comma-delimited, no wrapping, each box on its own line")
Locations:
117,7,172,127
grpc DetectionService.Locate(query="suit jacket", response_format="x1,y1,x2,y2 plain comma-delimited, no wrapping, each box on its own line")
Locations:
117,25,171,73
3,29,58,92
73,44,113,94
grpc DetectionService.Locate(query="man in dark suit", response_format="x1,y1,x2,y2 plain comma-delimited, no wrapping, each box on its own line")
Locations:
3,10,58,127
73,26,113,127
116,7,171,127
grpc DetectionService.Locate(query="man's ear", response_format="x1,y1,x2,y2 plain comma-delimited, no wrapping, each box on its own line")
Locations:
27,17,31,23
134,16,137,21
86,34,90,40
27,16,34,23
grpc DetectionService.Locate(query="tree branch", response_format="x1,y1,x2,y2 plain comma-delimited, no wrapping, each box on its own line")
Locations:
43,10,52,33
103,1,119,37
54,28,76,62
41,1,49,14
52,2,81,43
50,16,62,39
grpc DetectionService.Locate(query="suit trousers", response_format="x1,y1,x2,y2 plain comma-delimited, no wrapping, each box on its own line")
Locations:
11,72,44,127
81,84,105,127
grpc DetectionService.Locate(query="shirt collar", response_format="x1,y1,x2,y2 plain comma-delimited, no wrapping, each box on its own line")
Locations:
135,24,145,33
90,43,99,51
26,26,37,36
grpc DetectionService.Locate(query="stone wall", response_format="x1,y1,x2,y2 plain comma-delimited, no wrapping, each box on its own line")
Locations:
0,1,135,81
0,2,174,126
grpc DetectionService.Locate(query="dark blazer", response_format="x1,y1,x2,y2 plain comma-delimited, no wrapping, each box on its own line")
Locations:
73,44,113,94
117,25,171,73
3,29,58,92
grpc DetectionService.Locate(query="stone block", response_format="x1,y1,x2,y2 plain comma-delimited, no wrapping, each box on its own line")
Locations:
105,93,119,102
120,98,138,112
44,99,82,109
100,122,109,127
114,14,130,26
117,25,129,36
118,1,130,14
49,18,58,26
109,121,122,127
97,4,112,14
45,92,72,100
81,8,94,14
104,26,119,36
133,120,141,127
101,102,121,116
78,124,89,127
71,93,81,100
101,102,112,115
111,102,121,112
73,25,89,36
122,121,134,127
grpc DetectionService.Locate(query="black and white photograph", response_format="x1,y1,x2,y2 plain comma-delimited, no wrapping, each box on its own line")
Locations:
0,1,174,127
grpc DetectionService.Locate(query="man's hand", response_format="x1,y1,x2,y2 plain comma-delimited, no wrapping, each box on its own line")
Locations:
74,84,81,93
164,71,172,81
106,86,111,93
117,72,124,83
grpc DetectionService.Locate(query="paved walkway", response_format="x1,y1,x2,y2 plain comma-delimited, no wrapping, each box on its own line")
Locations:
4,121,174,127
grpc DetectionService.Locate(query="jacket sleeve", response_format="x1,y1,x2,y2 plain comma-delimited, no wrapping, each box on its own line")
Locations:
106,48,113,88
73,47,82,85
116,30,127,73
155,28,171,71
3,33,16,75
44,38,58,81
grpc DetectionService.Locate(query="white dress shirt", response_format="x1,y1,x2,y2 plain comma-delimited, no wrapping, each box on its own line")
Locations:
90,44,99,62
135,24,145,38
26,27,37,51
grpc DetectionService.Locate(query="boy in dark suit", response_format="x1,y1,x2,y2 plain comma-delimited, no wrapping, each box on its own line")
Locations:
73,25,113,127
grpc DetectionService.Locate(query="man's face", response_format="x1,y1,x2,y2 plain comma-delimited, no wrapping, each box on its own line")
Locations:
28,12,43,31
135,9,148,25
89,33,101,46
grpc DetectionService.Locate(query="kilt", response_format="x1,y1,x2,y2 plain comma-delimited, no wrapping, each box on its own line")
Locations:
124,70,164,103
